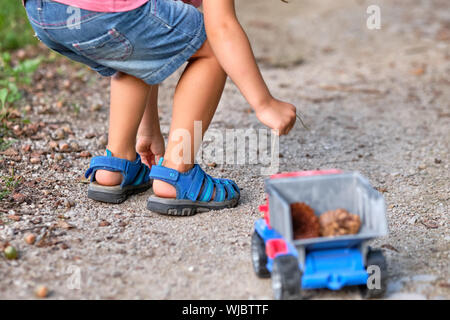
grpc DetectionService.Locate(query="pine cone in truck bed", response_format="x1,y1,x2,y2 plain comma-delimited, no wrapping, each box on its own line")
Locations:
319,208,361,237
291,202,320,239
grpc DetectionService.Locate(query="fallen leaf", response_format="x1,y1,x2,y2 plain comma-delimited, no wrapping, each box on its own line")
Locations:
8,214,21,221
421,219,438,229
12,193,27,203
1,148,19,157
381,244,399,252
57,220,74,230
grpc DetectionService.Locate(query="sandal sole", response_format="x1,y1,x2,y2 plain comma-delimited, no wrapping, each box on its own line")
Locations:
146,196,239,216
88,181,152,204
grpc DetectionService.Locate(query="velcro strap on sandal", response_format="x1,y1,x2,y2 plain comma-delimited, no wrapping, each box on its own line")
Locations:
149,165,180,182
85,156,128,179
213,179,226,202
85,153,149,188
222,180,236,200
186,165,205,201
199,175,214,202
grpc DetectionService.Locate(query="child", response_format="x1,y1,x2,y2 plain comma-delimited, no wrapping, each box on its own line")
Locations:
24,0,297,215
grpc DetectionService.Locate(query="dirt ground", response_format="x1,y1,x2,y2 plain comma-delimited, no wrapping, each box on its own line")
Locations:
0,0,449,299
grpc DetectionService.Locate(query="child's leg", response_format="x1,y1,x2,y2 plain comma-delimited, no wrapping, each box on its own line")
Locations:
153,40,227,198
95,72,154,186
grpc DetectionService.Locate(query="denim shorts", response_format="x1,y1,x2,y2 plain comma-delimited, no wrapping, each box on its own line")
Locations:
25,0,206,84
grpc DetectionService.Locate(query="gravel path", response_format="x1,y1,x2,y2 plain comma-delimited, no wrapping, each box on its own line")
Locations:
0,0,448,299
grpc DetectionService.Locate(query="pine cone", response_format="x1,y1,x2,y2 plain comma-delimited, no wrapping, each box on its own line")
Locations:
319,209,361,237
291,202,320,239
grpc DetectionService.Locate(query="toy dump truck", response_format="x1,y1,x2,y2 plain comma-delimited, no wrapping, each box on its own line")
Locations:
251,170,389,299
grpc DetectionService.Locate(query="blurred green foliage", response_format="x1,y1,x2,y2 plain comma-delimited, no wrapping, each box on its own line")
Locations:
0,2,41,151
0,52,42,113
0,0,37,51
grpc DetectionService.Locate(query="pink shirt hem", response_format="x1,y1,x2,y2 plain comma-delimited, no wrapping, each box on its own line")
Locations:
38,0,149,13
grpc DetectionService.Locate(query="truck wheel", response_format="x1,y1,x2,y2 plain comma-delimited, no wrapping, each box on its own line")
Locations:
359,248,388,299
271,255,302,300
251,232,270,278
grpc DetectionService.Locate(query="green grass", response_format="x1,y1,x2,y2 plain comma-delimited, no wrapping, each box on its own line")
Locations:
0,2,42,153
0,1,41,116
0,169,21,201
0,1,37,51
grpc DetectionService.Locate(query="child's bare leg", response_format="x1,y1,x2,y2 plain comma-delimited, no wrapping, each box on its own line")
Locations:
153,40,227,198
95,72,153,186
136,85,165,166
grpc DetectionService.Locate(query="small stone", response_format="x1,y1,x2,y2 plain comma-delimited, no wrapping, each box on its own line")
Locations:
25,233,36,245
4,245,18,260
45,70,55,79
52,129,65,140
35,285,49,298
90,103,102,112
410,68,425,76
418,164,426,170
99,220,110,227
30,157,41,164
22,144,32,152
31,217,42,224
70,142,80,151
54,154,64,162
98,135,108,146
8,214,21,221
434,158,441,164
16,49,26,60
62,126,73,134
12,193,27,203
207,162,217,168
59,143,70,152
85,132,96,139
408,216,418,224
79,151,91,158
64,199,75,209
56,100,64,109
62,79,71,89
49,141,58,150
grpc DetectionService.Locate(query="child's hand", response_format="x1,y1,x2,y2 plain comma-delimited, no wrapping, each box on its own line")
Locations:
136,133,165,167
255,98,297,135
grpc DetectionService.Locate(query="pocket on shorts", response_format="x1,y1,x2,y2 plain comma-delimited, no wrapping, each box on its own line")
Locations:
150,0,201,37
71,28,133,61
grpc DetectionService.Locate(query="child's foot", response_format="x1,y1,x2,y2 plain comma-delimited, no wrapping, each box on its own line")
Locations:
85,149,152,204
95,170,123,186
147,158,240,216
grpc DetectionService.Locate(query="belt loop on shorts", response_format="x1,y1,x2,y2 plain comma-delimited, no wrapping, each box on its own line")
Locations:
37,0,43,10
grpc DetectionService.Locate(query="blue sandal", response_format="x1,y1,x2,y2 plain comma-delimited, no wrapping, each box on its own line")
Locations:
85,150,152,204
147,158,240,216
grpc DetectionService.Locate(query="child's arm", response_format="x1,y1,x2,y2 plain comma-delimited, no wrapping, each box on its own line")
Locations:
203,0,296,135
